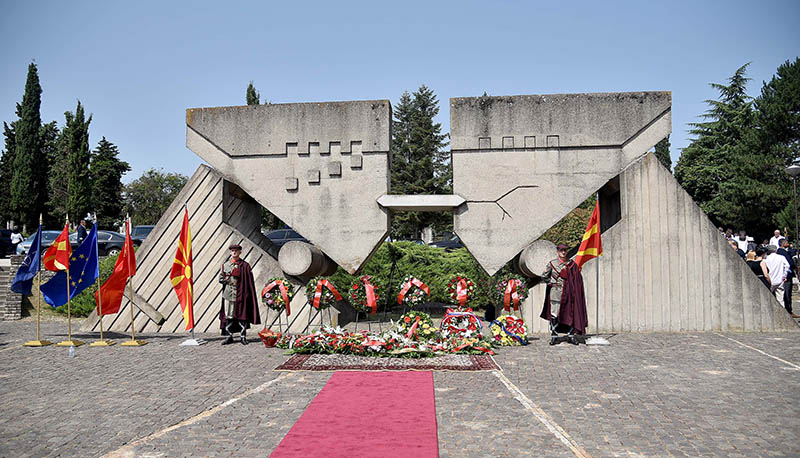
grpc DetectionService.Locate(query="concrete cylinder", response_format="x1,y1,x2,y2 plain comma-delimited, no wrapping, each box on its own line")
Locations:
278,241,337,278
515,239,557,279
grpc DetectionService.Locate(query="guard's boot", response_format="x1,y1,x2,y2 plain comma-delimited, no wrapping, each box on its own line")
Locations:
568,327,578,345
221,322,235,345
240,326,248,345
549,317,558,345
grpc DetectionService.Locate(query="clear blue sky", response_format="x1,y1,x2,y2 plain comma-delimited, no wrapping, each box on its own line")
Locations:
1,1,798,182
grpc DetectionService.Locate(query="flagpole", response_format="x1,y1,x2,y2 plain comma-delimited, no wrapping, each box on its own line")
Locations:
90,214,114,347
57,215,83,347
180,203,205,346
24,215,51,346
121,215,145,346
587,195,609,346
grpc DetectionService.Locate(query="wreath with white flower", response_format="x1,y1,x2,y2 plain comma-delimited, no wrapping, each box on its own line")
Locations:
305,276,342,310
396,276,429,308
440,307,482,339
491,315,528,346
394,311,437,340
261,277,295,313
447,273,475,307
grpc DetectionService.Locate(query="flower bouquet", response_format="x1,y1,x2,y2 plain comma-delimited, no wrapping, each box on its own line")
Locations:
491,315,528,346
350,275,380,314
305,276,342,310
261,277,295,315
393,311,438,340
447,273,475,307
258,328,281,347
440,307,482,339
396,276,430,308
494,274,528,313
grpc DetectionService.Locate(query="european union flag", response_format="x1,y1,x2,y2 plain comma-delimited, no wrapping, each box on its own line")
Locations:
11,225,42,295
41,225,99,307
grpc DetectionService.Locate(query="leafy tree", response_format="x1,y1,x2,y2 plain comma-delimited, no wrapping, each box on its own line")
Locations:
653,136,671,172
675,63,755,229
10,63,47,230
123,168,188,225
63,101,93,222
90,137,130,229
390,86,451,240
246,81,260,105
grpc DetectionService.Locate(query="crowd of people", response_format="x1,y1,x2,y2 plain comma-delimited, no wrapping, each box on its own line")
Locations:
722,228,800,319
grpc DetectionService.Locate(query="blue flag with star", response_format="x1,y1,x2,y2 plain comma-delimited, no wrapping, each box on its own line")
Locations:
41,224,99,307
11,225,42,295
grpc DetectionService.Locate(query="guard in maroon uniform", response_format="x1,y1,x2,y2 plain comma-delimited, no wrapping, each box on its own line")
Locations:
218,244,260,345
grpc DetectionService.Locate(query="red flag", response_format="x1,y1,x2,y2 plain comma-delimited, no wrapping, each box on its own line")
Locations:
170,208,194,330
574,200,603,269
43,221,71,271
95,219,137,315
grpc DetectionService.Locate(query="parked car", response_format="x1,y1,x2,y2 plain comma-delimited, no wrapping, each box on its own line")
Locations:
17,230,140,257
264,228,309,248
16,230,77,255
130,225,154,243
428,234,464,250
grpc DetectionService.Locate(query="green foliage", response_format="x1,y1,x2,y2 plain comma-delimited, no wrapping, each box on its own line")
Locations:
54,253,119,317
123,168,188,225
11,62,47,230
246,81,260,105
64,101,93,223
328,242,526,310
653,136,672,172
390,86,451,239
541,197,594,248
0,119,17,223
90,137,130,229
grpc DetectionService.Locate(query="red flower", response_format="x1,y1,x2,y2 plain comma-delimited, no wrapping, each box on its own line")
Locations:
404,316,411,323
352,284,358,290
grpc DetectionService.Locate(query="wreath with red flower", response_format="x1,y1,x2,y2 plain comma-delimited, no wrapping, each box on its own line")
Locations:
447,273,475,307
396,276,430,307
491,314,528,346
305,276,342,310
440,308,482,339
494,274,529,311
350,275,381,314
261,277,295,313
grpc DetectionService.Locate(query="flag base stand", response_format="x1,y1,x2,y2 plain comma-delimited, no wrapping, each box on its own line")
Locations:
586,335,610,346
120,340,147,346
179,338,206,346
23,340,53,347
56,340,84,347
89,340,116,347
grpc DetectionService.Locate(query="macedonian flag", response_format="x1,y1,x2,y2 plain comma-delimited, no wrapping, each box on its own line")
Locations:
43,220,71,271
574,200,603,269
170,208,194,330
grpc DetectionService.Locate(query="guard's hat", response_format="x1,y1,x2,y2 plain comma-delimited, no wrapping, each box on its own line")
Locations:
228,244,242,250
556,244,569,250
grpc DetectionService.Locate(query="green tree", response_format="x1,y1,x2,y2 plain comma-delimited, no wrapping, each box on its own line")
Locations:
10,63,48,230
675,63,755,229
246,81,260,105
0,119,17,224
390,86,451,240
123,168,188,225
90,137,131,229
62,101,93,222
653,136,671,172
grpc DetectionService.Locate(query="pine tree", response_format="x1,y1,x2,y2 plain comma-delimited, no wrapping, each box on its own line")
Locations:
389,86,450,239
246,81,260,105
0,119,17,224
10,62,47,230
675,63,755,228
90,137,130,229
653,136,672,172
63,101,93,222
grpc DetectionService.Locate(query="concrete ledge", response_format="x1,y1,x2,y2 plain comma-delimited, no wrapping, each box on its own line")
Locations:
377,194,466,212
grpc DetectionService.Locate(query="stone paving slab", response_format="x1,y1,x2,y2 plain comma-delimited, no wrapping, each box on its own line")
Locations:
1,320,799,457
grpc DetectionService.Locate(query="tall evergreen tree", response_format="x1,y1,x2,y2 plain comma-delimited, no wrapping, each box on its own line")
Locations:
389,86,450,240
0,119,18,224
62,101,93,222
653,136,672,172
246,81,260,105
90,137,130,229
675,63,755,228
10,63,47,230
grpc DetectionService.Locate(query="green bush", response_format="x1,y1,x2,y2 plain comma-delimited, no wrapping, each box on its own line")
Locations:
54,254,122,318
328,242,528,311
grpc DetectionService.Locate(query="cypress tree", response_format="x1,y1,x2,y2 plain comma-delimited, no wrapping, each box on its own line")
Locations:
11,63,46,230
246,81,260,105
63,101,93,222
90,137,130,229
0,119,17,224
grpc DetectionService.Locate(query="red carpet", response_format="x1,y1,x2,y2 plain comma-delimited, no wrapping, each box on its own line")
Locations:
271,371,439,457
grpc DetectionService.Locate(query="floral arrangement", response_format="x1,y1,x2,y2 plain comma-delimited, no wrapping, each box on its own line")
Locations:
393,311,438,340
396,276,430,307
490,315,528,346
439,308,482,339
494,274,528,312
350,275,380,314
276,323,495,357
258,328,281,347
261,277,295,314
447,273,475,307
305,276,342,310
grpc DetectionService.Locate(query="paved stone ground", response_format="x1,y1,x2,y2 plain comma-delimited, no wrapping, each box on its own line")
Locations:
0,319,799,457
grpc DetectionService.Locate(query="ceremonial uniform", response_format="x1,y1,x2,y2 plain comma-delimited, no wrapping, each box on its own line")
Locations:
540,244,588,345
543,257,569,319
218,244,260,345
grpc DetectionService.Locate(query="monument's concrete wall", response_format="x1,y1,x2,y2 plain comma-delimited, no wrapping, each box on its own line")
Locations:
82,165,333,335
451,92,671,275
518,153,800,333
185,101,391,274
